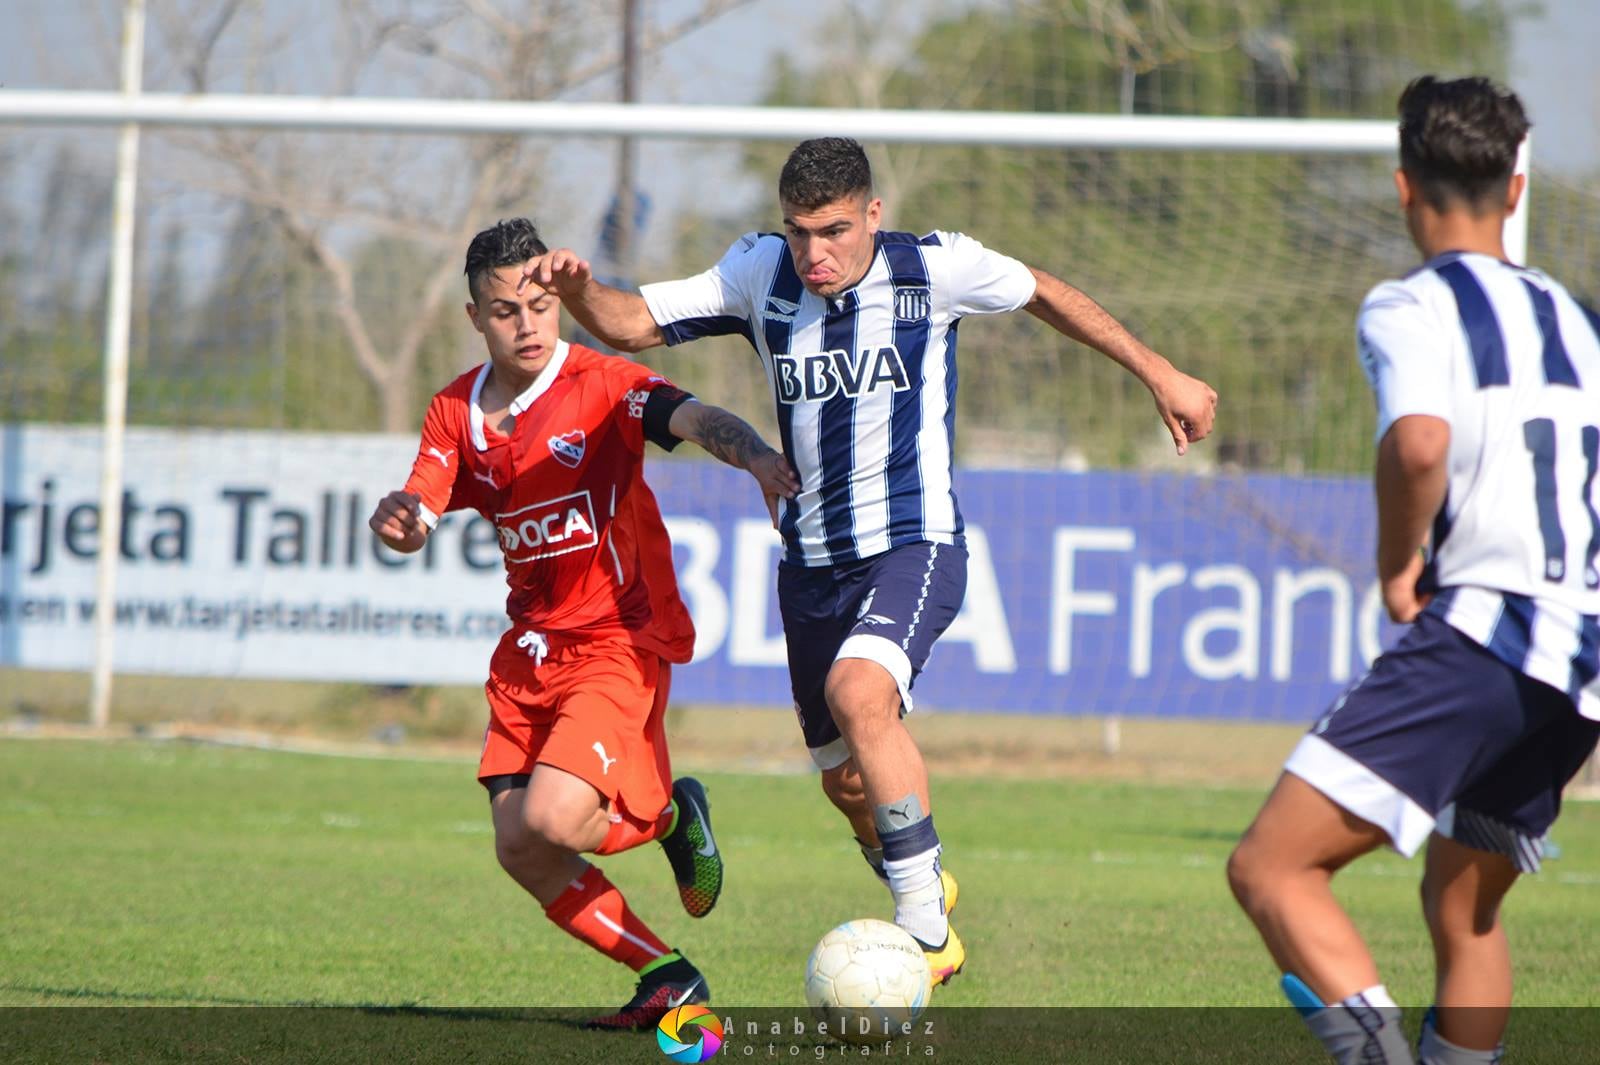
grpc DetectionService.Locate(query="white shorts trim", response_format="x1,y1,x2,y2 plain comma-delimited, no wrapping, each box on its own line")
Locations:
809,736,852,771
836,633,915,715
1284,734,1436,857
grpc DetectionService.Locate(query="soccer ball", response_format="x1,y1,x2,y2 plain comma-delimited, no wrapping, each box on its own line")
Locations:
803,919,931,1043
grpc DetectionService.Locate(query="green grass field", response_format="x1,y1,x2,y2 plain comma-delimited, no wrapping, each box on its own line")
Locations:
3,736,1599,1061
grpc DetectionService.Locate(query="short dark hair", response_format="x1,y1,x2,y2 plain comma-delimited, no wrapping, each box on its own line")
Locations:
778,137,873,210
1397,75,1529,212
464,218,548,300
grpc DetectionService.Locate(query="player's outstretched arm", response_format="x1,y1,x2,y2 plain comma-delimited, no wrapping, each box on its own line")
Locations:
368,490,430,554
1374,414,1450,624
669,400,800,528
518,248,665,353
1024,267,1218,455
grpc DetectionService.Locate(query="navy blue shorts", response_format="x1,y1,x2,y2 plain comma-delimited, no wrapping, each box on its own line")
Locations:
778,541,967,770
1285,611,1599,871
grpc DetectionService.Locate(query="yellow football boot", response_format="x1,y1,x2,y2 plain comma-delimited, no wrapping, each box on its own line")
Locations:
917,922,965,987
917,868,964,986
940,868,959,915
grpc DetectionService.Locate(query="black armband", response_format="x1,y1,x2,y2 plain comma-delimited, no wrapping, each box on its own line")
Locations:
642,385,695,451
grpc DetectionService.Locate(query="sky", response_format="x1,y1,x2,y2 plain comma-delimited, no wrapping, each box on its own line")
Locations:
1507,0,1600,175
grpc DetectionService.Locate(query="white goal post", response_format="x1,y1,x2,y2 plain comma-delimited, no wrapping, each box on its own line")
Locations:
0,82,1532,728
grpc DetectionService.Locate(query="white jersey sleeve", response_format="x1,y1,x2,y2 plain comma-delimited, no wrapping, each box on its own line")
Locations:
640,232,765,346
1356,279,1457,442
938,231,1037,317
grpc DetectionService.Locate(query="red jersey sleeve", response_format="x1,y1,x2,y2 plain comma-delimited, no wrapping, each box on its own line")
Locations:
606,357,694,455
401,393,462,529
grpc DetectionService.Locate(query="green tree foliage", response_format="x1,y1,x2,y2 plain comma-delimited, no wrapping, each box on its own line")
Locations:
116,208,476,433
0,144,109,424
124,205,287,429
1530,172,1600,309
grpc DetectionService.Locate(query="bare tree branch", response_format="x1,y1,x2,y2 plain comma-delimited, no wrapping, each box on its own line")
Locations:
459,0,520,42
218,144,394,390
286,214,393,391
142,149,459,245
137,0,757,429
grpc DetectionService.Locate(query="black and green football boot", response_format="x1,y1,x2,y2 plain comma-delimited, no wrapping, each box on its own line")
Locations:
659,777,723,918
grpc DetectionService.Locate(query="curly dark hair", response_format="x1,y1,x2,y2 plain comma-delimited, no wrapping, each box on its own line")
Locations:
464,218,549,300
1398,76,1530,212
778,137,873,210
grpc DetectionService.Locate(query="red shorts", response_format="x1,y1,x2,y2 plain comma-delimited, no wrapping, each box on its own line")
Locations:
479,628,673,824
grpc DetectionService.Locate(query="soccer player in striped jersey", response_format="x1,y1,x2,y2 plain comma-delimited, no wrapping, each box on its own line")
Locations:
1228,77,1600,1065
520,137,1217,986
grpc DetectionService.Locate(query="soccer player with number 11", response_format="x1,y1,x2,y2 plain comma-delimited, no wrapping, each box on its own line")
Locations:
1229,76,1600,1065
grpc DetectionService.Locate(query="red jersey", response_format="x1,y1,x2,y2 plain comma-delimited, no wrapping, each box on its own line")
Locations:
403,340,696,664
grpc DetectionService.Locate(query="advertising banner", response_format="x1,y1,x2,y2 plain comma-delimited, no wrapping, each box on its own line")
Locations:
0,425,1397,720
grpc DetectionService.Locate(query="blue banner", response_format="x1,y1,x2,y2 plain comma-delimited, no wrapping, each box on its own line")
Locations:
651,463,1400,722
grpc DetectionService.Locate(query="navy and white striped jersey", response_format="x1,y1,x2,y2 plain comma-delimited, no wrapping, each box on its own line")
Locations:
641,230,1036,567
1358,251,1600,718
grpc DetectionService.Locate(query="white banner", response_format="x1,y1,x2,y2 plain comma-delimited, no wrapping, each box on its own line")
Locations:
0,425,513,684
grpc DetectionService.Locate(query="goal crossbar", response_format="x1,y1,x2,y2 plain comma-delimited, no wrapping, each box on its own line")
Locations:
0,89,1401,153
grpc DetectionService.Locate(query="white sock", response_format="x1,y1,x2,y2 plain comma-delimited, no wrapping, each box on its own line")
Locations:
1352,985,1399,1010
882,849,946,946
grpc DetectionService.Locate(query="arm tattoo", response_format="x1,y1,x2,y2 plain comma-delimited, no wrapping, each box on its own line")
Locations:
695,406,777,470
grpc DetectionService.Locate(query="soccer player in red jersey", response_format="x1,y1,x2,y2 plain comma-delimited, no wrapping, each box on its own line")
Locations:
369,218,798,1028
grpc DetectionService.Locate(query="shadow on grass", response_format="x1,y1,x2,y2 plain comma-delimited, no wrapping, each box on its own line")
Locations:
1122,825,1248,845
4,1006,1598,1064
0,1005,660,1064
7,989,615,1030
5,984,283,1007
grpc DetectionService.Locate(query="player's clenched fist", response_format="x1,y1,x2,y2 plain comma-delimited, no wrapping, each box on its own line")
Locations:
518,248,592,298
369,490,428,554
1151,367,1219,457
